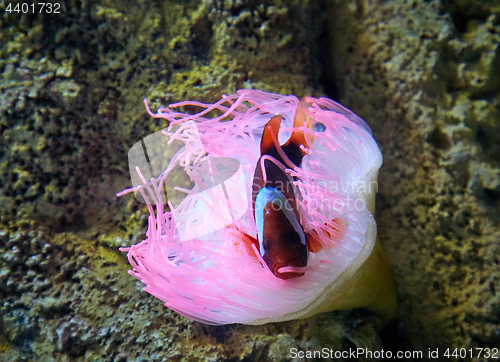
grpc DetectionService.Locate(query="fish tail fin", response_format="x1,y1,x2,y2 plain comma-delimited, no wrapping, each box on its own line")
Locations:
260,115,283,154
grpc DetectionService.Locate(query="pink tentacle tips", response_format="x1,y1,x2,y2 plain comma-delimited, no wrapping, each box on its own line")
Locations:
118,89,382,324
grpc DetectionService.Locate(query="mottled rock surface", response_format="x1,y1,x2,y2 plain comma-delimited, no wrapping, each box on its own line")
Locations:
1,0,382,361
327,0,500,357
0,229,383,361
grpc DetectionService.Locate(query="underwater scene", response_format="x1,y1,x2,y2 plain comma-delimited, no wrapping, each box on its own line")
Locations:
1,0,499,361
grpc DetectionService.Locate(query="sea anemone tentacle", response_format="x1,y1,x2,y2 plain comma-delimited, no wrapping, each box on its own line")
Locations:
119,89,396,325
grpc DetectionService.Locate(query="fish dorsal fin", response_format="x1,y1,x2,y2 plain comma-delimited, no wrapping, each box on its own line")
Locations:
285,97,313,150
260,115,283,154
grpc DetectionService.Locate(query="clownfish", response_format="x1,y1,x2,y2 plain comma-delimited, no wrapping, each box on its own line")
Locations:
247,101,315,279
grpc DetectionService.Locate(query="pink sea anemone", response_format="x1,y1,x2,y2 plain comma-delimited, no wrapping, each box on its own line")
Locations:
118,89,395,325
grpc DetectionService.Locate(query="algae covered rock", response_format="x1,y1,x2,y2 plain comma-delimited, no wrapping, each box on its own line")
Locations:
0,0,383,361
1,0,498,360
327,0,500,355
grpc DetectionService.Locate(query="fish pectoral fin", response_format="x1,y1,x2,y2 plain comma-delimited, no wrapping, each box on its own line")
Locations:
242,232,259,249
231,226,260,260
306,218,348,253
260,114,283,154
306,231,323,253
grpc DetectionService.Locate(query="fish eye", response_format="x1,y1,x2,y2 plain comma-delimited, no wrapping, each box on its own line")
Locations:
312,122,326,132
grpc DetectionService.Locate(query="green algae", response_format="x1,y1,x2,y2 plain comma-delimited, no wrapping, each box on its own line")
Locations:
0,226,381,361
2,0,497,359
0,0,320,235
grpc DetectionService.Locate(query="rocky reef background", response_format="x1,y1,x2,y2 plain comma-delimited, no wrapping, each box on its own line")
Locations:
0,0,498,361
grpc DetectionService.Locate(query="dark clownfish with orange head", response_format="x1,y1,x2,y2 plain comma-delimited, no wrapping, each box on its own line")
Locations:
246,100,318,280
